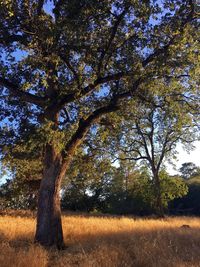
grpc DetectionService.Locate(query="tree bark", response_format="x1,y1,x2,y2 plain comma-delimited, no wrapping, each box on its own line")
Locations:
153,173,164,218
35,143,68,249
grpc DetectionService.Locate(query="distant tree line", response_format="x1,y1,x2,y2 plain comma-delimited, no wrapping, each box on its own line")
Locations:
1,160,200,216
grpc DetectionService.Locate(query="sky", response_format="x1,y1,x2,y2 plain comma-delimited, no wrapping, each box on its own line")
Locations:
166,141,200,175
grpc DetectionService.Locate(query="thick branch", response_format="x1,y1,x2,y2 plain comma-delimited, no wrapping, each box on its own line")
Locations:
0,77,46,106
97,9,127,75
51,72,127,112
0,34,28,46
112,156,148,163
64,103,118,157
62,75,148,162
37,0,45,15
82,72,127,97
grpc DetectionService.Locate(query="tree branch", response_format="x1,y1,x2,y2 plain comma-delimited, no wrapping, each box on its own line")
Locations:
135,122,152,164
51,72,127,111
0,33,28,46
112,156,148,163
58,53,81,89
64,102,118,156
37,0,45,15
0,77,47,107
97,9,127,75
54,5,196,111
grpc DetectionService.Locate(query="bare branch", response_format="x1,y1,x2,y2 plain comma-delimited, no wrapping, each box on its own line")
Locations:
112,156,148,164
135,122,152,164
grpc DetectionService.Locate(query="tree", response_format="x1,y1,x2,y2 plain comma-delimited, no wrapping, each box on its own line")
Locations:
0,178,38,210
170,175,200,215
0,1,199,247
155,170,188,212
63,156,188,216
62,148,115,212
179,162,200,179
99,92,199,216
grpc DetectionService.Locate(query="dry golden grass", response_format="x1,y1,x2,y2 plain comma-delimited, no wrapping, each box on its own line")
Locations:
0,212,200,267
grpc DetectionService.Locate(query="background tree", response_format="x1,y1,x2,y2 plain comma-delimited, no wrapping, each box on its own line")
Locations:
60,156,188,216
170,171,200,215
0,178,38,210
0,0,199,247
91,91,199,216
120,99,198,216
62,148,115,212
155,170,188,213
179,162,200,179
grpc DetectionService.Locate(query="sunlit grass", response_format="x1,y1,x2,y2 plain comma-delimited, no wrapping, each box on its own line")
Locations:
0,212,200,267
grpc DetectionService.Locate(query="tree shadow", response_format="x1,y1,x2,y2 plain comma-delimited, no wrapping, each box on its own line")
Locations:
1,213,200,266
60,225,200,267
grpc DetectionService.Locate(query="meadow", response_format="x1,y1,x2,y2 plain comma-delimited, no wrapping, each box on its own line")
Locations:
0,212,200,267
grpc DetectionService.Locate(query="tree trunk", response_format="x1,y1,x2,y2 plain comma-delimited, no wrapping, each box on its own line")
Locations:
155,188,164,218
35,144,68,249
34,105,103,248
153,172,164,218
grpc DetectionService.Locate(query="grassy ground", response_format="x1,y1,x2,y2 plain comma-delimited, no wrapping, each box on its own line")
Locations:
0,212,200,267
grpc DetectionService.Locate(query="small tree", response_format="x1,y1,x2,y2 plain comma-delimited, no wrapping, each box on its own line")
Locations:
156,170,188,212
62,149,115,212
179,162,200,179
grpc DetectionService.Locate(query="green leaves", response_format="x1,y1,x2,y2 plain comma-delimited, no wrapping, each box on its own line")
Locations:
159,170,188,208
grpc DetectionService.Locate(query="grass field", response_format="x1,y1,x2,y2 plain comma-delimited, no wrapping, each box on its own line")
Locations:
0,212,200,267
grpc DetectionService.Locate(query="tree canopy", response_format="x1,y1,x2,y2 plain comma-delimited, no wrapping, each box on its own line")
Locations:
0,0,199,157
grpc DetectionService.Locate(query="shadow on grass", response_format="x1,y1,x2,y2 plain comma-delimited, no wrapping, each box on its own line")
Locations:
0,222,200,267
58,227,200,267
0,209,36,218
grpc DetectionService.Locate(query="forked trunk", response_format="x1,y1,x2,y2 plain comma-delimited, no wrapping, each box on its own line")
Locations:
35,144,68,249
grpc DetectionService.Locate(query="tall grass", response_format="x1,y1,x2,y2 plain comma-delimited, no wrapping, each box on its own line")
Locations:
0,213,200,267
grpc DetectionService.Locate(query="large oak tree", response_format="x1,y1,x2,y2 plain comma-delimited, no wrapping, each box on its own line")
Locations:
0,0,199,248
